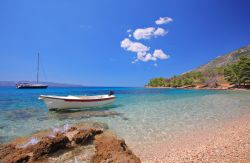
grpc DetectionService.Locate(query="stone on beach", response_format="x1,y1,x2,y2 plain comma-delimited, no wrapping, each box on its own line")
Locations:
72,128,103,145
92,131,141,163
0,122,141,163
31,133,70,160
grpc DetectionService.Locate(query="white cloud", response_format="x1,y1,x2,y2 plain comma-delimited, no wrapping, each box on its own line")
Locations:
153,49,170,59
121,38,170,63
120,38,150,53
155,17,173,25
135,52,155,62
154,28,167,36
144,53,157,62
121,17,173,66
133,27,155,40
133,27,167,40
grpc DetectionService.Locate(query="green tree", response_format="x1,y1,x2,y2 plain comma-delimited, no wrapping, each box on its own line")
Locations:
224,56,250,87
238,56,250,86
148,78,166,87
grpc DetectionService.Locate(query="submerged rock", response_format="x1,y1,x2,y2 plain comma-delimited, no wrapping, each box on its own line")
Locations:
5,108,46,121
0,122,140,163
53,110,121,120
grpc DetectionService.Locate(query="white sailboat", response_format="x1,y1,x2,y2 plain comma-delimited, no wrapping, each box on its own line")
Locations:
16,53,48,89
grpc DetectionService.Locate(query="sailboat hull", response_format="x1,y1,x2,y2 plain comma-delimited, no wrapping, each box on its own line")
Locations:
16,84,48,89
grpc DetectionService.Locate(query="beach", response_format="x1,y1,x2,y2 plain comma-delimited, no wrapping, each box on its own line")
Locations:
0,87,250,162
133,113,250,162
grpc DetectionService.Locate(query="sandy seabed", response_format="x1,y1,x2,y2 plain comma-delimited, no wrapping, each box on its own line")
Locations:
132,113,250,163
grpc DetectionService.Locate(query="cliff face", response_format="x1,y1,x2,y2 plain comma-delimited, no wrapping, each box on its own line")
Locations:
195,45,250,72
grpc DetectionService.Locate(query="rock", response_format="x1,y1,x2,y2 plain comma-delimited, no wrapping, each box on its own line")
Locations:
0,122,140,163
9,152,31,163
92,131,141,163
72,128,103,145
32,133,70,160
0,144,16,160
1,146,31,163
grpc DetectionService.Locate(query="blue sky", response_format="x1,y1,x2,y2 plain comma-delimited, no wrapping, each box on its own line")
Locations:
0,0,250,86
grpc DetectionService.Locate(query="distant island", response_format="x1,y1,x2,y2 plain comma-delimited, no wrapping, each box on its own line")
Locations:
0,81,84,88
146,45,250,89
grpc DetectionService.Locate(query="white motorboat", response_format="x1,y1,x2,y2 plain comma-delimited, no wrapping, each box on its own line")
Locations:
39,92,115,110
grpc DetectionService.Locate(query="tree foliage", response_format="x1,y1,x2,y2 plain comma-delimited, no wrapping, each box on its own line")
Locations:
148,78,167,87
148,56,250,88
224,56,250,87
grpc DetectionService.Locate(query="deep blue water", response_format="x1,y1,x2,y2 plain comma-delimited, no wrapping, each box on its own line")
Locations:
0,87,249,146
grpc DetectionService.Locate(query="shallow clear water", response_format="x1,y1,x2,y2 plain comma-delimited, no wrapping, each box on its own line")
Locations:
0,87,250,146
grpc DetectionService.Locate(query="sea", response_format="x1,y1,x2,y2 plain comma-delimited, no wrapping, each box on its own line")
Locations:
0,87,250,147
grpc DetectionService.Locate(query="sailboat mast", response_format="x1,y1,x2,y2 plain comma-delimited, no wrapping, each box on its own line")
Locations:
37,53,39,83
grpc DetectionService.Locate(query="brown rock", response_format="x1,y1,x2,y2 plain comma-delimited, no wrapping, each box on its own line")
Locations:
1,122,140,163
1,146,31,163
92,131,141,163
0,144,16,160
72,128,103,145
10,152,31,163
67,126,77,132
32,133,70,160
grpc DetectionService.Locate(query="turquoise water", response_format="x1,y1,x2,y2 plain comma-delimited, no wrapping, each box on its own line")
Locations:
0,87,250,146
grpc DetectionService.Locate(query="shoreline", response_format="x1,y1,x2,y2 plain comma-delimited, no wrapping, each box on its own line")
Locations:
1,113,249,162
145,86,250,91
131,113,250,162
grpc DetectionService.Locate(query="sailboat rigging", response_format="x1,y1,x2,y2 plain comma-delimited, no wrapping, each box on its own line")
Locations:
16,53,48,89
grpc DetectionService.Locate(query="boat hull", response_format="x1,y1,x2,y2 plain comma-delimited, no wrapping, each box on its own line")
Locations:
17,85,48,89
39,95,115,110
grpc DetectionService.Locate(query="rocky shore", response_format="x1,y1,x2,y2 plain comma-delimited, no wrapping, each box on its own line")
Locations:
0,122,140,163
0,115,249,162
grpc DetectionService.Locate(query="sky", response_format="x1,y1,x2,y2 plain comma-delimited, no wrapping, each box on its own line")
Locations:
0,0,250,86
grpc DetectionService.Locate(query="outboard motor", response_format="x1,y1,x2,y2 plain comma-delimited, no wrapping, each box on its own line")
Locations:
109,91,114,96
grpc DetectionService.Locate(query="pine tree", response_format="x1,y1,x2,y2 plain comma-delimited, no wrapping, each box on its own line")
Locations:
224,56,250,87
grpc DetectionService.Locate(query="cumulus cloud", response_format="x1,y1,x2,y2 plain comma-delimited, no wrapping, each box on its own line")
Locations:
120,38,150,53
152,49,170,59
133,27,167,40
139,53,157,62
133,27,155,40
133,49,169,63
155,17,173,25
154,28,168,36
120,16,173,66
120,38,170,64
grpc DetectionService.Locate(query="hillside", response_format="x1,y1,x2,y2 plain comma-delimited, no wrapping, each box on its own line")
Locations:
196,45,250,71
147,45,250,89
